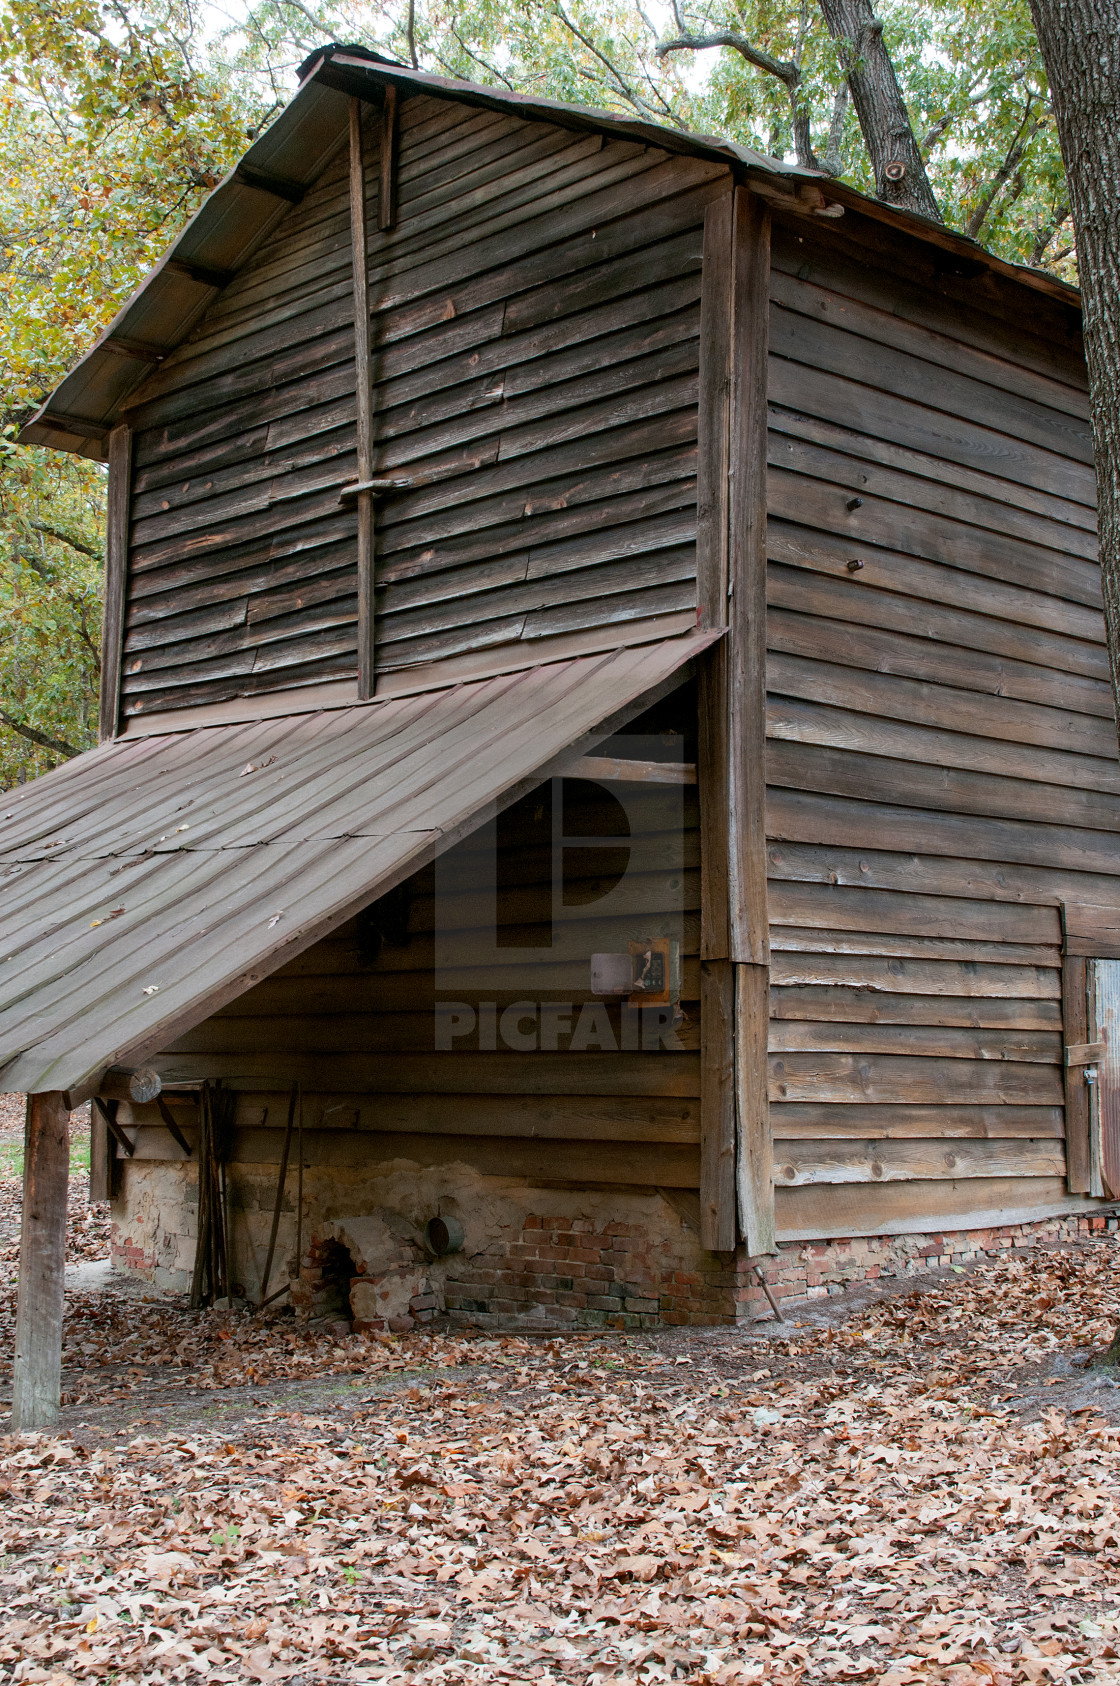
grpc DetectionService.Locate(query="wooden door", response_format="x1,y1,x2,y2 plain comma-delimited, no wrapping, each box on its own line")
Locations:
1088,959,1120,1198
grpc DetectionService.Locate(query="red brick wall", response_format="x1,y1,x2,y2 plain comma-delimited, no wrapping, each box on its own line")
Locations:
441,1210,1120,1330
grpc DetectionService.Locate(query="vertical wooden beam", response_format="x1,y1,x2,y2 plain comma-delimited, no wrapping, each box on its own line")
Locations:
696,184,773,1252
12,1093,70,1430
736,961,775,1254
349,96,376,701
1063,952,1091,1193
695,191,733,641
700,959,736,1250
696,190,735,1250
89,1100,110,1202
728,187,774,1252
98,424,131,742
379,83,400,232
727,186,771,968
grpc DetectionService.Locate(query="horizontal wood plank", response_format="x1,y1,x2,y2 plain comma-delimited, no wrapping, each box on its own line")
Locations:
772,1136,1065,1185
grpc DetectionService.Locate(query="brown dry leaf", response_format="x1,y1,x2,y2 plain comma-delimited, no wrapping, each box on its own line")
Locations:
3,1135,1120,1682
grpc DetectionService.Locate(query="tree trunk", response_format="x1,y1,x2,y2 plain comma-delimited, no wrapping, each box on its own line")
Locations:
817,0,942,221
1027,0,1120,1366
11,1093,70,1431
1097,1322,1120,1369
1028,0,1120,732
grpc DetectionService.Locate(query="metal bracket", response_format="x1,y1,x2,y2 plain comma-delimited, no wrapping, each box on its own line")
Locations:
338,476,415,502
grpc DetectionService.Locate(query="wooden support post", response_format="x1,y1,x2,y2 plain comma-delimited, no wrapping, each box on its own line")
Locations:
696,183,774,1253
736,961,774,1254
697,191,736,1251
379,83,399,232
98,425,132,741
349,96,376,701
1063,953,1091,1193
727,186,771,968
729,189,774,1252
700,958,736,1250
12,1093,70,1431
89,1100,110,1202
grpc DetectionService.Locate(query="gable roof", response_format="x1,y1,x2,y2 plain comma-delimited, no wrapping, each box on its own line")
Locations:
20,43,1081,461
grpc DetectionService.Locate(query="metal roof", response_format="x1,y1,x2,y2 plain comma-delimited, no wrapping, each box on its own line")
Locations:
0,633,714,1099
19,45,1081,459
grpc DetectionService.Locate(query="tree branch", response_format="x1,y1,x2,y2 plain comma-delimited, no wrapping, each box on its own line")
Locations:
0,710,80,758
965,103,1046,240
23,519,103,562
556,5,682,127
1030,202,1070,266
817,0,942,220
656,30,799,89
920,113,953,151
656,29,816,164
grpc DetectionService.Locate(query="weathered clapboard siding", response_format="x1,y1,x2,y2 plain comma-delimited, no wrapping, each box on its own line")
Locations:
154,754,702,1188
764,218,1112,1227
119,95,719,715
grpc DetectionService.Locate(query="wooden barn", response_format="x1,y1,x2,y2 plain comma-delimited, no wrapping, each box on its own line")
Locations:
6,43,1120,1424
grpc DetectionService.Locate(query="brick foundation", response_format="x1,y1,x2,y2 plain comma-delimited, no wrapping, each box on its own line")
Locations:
107,1157,1120,1329
442,1207,1120,1329
290,1217,439,1333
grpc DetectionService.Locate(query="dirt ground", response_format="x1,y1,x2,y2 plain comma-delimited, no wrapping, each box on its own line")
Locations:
2,1113,1120,1683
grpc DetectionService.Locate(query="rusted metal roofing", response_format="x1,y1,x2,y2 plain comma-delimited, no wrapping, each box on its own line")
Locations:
19,45,1080,458
0,635,714,1099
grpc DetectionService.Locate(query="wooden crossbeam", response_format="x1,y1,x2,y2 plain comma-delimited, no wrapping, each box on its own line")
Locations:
234,163,306,202
164,257,234,289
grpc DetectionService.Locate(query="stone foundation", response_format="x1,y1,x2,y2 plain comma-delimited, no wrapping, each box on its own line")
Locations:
108,1156,1120,1328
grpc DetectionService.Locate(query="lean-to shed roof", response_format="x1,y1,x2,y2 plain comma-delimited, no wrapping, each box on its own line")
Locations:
19,44,1081,460
0,634,713,1099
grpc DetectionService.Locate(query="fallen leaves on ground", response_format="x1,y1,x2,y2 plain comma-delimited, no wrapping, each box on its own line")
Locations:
1,1175,1120,1684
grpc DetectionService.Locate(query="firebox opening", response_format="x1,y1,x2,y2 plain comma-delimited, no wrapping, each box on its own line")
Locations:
317,1239,358,1320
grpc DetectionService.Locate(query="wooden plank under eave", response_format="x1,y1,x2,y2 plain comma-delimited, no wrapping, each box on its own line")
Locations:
98,426,132,741
1063,953,1090,1193
349,96,376,701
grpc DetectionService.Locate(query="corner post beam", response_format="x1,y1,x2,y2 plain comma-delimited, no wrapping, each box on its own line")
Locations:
12,1093,70,1430
697,183,774,1256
